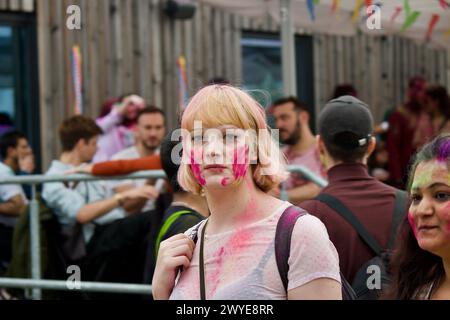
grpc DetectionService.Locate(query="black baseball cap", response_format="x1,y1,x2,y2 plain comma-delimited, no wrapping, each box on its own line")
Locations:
319,95,373,149
160,129,183,193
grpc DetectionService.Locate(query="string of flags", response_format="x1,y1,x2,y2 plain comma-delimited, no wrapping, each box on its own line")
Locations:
305,0,449,43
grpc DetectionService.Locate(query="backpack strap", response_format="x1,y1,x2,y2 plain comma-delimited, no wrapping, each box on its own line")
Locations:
315,193,382,256
387,190,408,250
155,210,192,255
275,205,307,292
275,205,356,300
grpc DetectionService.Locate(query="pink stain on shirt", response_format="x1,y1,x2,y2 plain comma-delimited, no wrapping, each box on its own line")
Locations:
408,212,417,237
208,246,226,296
190,150,206,186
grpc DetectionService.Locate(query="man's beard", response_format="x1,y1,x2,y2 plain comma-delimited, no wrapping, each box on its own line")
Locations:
142,140,160,153
280,121,301,146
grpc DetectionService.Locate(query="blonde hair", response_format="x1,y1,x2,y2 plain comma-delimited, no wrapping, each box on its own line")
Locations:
178,85,288,195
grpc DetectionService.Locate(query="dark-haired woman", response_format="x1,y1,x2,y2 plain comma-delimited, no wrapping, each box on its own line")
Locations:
387,134,450,299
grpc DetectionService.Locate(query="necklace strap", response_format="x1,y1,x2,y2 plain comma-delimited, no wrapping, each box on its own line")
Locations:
199,220,208,300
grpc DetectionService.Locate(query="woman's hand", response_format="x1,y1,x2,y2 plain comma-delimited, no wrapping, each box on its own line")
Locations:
152,234,195,300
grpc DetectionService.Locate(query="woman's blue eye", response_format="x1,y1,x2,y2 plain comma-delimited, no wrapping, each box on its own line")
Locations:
435,192,450,201
224,134,237,141
192,135,203,142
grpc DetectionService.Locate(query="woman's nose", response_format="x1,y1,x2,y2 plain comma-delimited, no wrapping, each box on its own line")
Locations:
415,197,434,217
204,139,223,161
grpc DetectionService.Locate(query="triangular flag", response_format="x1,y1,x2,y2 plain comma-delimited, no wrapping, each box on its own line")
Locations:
331,0,340,13
352,0,363,23
401,11,421,32
439,0,449,9
426,14,440,40
307,0,316,21
445,27,450,38
404,0,411,16
390,6,403,25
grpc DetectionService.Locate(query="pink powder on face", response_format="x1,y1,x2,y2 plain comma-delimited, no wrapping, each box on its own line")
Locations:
232,145,249,180
221,177,229,186
190,150,206,186
408,212,417,237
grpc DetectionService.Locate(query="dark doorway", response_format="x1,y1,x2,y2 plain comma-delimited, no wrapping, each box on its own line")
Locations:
0,12,40,171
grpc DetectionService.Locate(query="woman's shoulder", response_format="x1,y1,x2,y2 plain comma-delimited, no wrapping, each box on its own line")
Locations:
284,206,330,240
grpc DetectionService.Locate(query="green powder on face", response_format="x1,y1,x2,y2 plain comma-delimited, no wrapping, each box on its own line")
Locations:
412,160,450,190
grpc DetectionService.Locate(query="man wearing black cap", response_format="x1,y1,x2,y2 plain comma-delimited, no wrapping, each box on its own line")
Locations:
300,96,408,286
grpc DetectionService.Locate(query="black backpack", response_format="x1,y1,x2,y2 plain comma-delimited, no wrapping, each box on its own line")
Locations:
315,190,408,299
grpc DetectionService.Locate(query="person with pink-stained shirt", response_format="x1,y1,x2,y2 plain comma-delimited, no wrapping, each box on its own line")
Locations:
270,97,327,205
151,85,342,300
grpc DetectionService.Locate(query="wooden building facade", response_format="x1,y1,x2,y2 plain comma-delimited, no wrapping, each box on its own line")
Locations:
0,0,449,169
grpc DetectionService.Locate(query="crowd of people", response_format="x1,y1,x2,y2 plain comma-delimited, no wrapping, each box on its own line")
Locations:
0,76,450,300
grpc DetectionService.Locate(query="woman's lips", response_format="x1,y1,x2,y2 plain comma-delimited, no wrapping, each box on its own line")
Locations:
417,225,439,233
204,165,227,170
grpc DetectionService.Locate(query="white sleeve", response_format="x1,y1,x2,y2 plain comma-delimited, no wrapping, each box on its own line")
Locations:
287,214,341,291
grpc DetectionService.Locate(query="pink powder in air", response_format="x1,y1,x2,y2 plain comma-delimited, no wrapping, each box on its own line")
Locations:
408,212,417,237
190,150,206,186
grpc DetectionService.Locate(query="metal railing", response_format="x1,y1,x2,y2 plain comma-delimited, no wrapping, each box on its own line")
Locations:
0,166,326,300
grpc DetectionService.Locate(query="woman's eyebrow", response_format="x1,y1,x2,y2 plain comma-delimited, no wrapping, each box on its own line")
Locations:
428,182,450,189
413,182,450,191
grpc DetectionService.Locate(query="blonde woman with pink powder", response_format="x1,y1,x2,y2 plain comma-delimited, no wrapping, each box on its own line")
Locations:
152,85,342,300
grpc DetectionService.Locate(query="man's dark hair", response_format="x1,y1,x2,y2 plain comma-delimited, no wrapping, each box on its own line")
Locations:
331,84,357,100
323,132,369,163
271,96,309,113
59,115,103,152
160,130,183,193
0,130,26,159
137,106,166,124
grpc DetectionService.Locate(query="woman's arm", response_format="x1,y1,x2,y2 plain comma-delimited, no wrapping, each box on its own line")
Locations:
96,107,124,133
288,278,342,300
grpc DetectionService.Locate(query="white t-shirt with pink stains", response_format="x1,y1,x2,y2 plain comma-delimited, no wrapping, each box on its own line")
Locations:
169,201,341,300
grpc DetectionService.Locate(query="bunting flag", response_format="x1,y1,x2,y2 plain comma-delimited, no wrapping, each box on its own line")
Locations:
444,27,450,38
313,0,320,5
426,14,440,40
352,0,363,23
365,0,373,17
401,11,421,32
439,0,449,9
177,56,189,110
404,0,411,16
331,0,340,13
390,6,403,25
307,0,315,21
71,45,83,115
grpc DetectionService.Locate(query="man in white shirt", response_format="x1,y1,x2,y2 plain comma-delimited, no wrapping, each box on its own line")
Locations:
110,106,166,213
0,131,29,273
